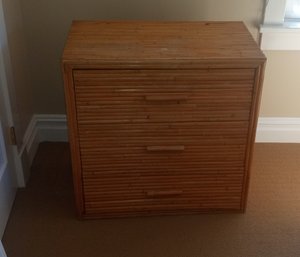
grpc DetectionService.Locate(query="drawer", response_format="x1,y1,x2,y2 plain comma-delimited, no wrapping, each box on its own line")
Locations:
78,121,248,174
74,69,255,123
83,171,244,216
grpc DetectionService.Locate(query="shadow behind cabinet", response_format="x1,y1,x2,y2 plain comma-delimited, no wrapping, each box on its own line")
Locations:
62,21,266,219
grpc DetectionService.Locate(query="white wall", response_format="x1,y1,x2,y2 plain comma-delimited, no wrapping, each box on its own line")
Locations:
260,51,300,117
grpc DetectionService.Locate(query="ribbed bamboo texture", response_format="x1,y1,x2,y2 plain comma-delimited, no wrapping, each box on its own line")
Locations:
75,69,250,216
62,21,266,218
74,69,255,124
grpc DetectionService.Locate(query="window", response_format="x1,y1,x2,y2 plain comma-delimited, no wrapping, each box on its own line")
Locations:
260,0,300,50
285,0,300,20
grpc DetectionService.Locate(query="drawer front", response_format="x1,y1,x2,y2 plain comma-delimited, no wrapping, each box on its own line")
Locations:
84,172,244,216
74,69,255,123
78,121,249,174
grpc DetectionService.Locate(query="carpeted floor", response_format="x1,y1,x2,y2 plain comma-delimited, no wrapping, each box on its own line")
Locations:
2,142,300,257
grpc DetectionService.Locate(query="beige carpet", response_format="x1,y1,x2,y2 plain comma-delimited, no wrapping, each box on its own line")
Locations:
2,143,300,257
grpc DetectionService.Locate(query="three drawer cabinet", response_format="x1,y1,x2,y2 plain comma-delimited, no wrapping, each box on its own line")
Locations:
62,21,266,218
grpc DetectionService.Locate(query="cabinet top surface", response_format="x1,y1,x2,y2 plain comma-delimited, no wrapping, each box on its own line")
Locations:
62,21,265,65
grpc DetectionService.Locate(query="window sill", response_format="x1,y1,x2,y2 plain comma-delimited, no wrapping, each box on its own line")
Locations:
260,21,300,50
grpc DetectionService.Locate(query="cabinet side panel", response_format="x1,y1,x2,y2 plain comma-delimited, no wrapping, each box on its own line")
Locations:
62,64,84,217
241,62,266,211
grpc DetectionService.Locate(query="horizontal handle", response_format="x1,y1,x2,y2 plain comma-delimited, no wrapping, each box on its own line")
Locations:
146,190,183,198
145,95,188,102
146,146,185,152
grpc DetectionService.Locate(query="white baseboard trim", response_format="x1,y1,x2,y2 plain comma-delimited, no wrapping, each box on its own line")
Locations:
256,117,300,143
21,114,68,169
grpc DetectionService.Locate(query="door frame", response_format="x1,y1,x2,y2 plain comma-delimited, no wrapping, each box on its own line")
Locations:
0,0,26,187
0,0,25,246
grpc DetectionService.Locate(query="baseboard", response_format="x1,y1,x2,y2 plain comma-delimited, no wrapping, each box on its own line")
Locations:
35,114,68,142
256,117,300,143
21,114,68,168
20,115,300,168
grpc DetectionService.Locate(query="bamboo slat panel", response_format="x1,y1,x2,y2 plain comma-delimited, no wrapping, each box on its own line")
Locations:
74,73,252,215
74,69,255,123
83,173,244,215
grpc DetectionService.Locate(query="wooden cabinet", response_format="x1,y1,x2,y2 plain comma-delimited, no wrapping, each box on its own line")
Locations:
62,21,266,218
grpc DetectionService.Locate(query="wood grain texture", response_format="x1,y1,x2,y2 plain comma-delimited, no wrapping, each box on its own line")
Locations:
62,21,265,66
62,21,266,218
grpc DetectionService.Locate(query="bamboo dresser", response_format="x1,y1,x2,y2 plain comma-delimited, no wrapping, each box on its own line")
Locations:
62,21,266,218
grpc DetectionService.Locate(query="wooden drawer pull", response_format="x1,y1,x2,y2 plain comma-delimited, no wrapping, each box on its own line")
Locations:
145,95,188,102
146,190,183,198
146,146,185,152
